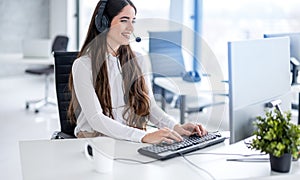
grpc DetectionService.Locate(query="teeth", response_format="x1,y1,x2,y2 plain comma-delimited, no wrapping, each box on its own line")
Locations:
122,33,130,39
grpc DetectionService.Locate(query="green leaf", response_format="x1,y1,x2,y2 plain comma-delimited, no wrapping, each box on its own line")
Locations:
249,109,300,158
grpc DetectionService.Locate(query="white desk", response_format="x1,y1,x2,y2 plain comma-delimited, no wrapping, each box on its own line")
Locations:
19,135,300,180
0,53,53,65
154,77,227,124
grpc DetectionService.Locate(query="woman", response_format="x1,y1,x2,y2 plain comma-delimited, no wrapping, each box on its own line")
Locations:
68,0,207,144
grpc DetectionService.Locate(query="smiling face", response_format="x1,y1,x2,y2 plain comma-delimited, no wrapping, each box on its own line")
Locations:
107,5,136,50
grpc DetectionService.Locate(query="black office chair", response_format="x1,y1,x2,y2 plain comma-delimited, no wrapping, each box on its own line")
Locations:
25,35,69,113
51,51,78,139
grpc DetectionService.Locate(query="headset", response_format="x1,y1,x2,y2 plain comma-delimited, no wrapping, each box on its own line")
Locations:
95,0,109,33
94,0,141,42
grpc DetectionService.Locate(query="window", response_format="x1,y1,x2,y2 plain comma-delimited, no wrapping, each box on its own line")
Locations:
78,0,99,48
202,0,300,78
132,0,170,19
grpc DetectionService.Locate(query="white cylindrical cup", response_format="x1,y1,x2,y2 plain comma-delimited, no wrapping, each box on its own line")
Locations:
84,137,116,173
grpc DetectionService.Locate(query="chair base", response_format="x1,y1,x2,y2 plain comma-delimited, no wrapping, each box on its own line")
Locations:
25,97,56,113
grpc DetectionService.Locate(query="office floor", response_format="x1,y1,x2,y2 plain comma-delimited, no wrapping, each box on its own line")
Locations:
0,64,298,180
0,74,60,180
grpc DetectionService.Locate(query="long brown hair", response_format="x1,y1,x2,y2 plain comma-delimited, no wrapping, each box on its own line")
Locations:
68,0,150,130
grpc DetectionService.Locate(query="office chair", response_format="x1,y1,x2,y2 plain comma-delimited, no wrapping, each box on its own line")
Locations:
51,51,78,139
148,30,186,105
148,30,220,114
25,35,69,113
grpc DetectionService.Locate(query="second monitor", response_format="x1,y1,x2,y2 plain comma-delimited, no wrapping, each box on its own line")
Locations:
228,37,292,144
263,32,300,85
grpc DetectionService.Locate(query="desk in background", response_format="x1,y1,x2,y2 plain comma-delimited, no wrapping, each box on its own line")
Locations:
154,77,227,124
19,134,300,180
0,53,53,65
0,53,54,79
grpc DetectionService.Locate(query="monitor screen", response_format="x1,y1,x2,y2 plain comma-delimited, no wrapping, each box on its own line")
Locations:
228,37,292,144
263,32,300,61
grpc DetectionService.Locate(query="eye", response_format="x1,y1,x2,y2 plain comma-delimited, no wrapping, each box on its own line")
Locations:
120,19,128,23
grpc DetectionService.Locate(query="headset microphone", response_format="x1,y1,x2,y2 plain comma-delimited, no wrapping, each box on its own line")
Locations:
133,33,141,42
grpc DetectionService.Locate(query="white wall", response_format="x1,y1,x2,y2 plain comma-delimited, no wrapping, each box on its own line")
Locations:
0,0,49,53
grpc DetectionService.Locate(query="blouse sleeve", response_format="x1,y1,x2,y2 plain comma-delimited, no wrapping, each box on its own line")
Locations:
136,53,177,130
72,57,147,142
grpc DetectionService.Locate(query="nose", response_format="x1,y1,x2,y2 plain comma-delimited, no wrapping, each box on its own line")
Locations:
127,21,134,32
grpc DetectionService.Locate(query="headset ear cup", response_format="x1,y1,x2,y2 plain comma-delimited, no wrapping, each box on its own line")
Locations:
100,15,109,32
95,14,109,33
95,14,101,32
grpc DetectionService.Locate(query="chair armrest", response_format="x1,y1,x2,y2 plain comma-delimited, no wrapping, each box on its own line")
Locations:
51,131,75,139
291,57,300,67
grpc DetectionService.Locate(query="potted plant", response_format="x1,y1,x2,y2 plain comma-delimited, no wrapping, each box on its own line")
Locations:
250,109,300,173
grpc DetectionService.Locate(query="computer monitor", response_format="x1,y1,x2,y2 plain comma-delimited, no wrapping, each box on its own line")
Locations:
263,32,300,85
228,37,292,144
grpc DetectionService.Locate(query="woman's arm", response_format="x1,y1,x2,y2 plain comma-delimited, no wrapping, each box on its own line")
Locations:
136,54,208,142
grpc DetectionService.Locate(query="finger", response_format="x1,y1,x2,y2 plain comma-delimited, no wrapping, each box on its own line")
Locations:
197,124,208,135
194,125,202,136
164,130,182,141
161,137,174,144
181,129,192,136
172,130,184,141
168,130,183,142
159,128,182,142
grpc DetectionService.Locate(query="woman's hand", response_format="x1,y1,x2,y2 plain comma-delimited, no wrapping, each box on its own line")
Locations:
173,123,208,137
141,127,183,144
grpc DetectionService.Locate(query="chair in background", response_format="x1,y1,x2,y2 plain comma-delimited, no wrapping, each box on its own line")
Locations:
25,35,69,113
51,51,78,139
148,30,186,105
148,30,221,115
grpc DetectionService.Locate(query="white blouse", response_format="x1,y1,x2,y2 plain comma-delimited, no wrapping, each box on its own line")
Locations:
72,53,177,142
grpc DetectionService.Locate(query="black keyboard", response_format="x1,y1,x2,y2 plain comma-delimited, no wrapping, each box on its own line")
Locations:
138,132,226,160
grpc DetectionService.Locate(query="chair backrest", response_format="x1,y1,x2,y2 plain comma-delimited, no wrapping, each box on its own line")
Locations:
54,51,78,137
52,35,69,52
148,30,185,78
